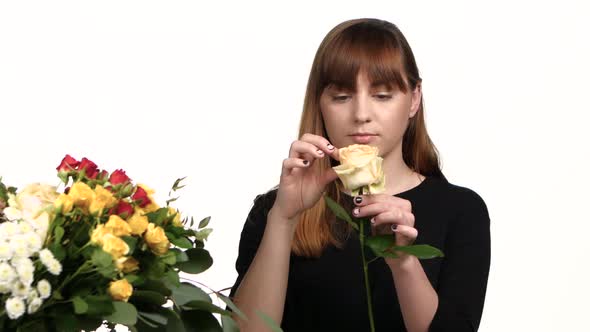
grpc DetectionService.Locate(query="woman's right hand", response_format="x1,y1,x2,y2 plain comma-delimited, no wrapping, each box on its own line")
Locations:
271,133,340,221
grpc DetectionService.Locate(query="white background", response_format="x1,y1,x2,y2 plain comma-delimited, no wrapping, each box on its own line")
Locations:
1,1,589,331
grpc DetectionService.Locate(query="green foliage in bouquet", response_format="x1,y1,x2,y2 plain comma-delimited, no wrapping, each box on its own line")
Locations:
0,155,244,332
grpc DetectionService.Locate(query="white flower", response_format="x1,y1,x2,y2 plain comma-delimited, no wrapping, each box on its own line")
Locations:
2,207,22,222
0,281,11,293
27,288,39,302
7,193,17,208
46,258,62,276
15,258,34,286
5,297,26,319
31,212,50,241
0,241,13,260
10,235,31,258
0,221,20,237
11,280,30,297
18,222,33,235
0,262,17,282
36,279,51,299
38,248,55,266
23,232,42,252
27,297,42,314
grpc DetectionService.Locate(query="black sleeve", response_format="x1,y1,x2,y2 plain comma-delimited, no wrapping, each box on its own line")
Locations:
429,188,491,331
227,190,276,302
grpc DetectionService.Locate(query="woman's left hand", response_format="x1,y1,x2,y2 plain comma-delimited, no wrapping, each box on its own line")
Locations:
351,194,417,249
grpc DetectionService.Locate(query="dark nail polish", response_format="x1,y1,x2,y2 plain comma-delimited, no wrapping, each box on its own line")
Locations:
327,143,334,150
303,160,309,165
391,224,398,231
354,196,362,204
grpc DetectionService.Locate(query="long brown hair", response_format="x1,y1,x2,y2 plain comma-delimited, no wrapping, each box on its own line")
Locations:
289,18,444,257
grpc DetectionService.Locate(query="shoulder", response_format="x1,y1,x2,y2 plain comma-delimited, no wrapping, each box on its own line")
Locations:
428,177,488,212
243,187,279,228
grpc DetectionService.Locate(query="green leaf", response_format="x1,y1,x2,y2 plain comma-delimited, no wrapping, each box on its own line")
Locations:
104,301,138,326
91,248,114,267
195,228,213,241
146,208,169,226
366,235,396,253
221,316,240,332
217,293,247,321
171,282,211,306
172,177,187,191
141,279,172,296
163,269,181,288
54,226,65,244
198,216,211,228
145,259,167,279
181,310,222,332
172,248,189,263
160,250,177,265
324,196,358,231
177,248,213,274
131,290,167,306
170,236,193,249
126,274,144,286
139,311,168,325
122,236,138,254
165,309,186,332
255,310,284,332
72,296,88,314
182,300,232,315
49,243,66,261
392,244,445,259
84,295,115,316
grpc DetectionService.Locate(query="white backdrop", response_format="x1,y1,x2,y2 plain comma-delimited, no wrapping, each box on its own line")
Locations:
1,1,589,331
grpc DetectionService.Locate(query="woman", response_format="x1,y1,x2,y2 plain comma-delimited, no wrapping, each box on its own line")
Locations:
229,18,491,332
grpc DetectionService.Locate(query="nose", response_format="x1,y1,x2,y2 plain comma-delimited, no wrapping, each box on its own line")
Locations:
353,93,372,124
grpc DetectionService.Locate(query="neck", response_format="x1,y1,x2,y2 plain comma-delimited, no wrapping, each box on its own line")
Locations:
381,144,420,195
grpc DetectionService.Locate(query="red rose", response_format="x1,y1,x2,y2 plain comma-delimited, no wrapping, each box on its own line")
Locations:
78,158,98,179
114,201,134,219
56,155,79,172
132,186,151,208
110,169,131,185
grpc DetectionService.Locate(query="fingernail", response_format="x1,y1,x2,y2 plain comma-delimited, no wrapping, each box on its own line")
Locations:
354,196,362,204
327,143,334,150
303,160,309,165
370,217,375,224
353,207,359,216
391,224,398,231
317,149,324,155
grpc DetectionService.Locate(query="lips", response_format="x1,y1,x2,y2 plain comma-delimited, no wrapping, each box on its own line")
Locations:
350,134,377,143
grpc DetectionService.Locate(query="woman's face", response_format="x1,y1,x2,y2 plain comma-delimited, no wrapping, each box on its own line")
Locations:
319,70,422,160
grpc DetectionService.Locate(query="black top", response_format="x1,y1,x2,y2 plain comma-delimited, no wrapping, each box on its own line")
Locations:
228,176,491,332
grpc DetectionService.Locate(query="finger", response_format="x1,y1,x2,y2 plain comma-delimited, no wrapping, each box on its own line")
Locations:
281,157,310,175
319,166,339,188
300,133,339,161
353,194,412,212
289,140,328,160
390,224,418,242
369,210,415,227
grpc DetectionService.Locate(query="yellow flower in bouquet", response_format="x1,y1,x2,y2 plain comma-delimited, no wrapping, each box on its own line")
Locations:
116,256,139,273
54,193,74,213
144,223,170,255
104,215,132,237
89,185,117,216
127,210,149,235
68,181,95,212
108,279,133,302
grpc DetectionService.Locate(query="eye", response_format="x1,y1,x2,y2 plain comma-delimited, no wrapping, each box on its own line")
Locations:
375,94,393,100
332,95,350,102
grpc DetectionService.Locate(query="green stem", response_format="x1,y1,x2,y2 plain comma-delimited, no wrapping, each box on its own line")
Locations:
359,218,376,332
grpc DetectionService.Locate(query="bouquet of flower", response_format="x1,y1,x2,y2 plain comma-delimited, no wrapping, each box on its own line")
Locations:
325,144,444,332
0,155,244,332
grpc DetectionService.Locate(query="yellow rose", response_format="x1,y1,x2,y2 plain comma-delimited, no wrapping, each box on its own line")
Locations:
167,207,182,227
105,215,132,237
68,182,95,212
144,223,169,256
116,257,140,273
90,224,110,245
127,210,149,235
101,233,130,259
89,185,117,216
332,144,386,195
54,194,74,214
108,279,133,302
